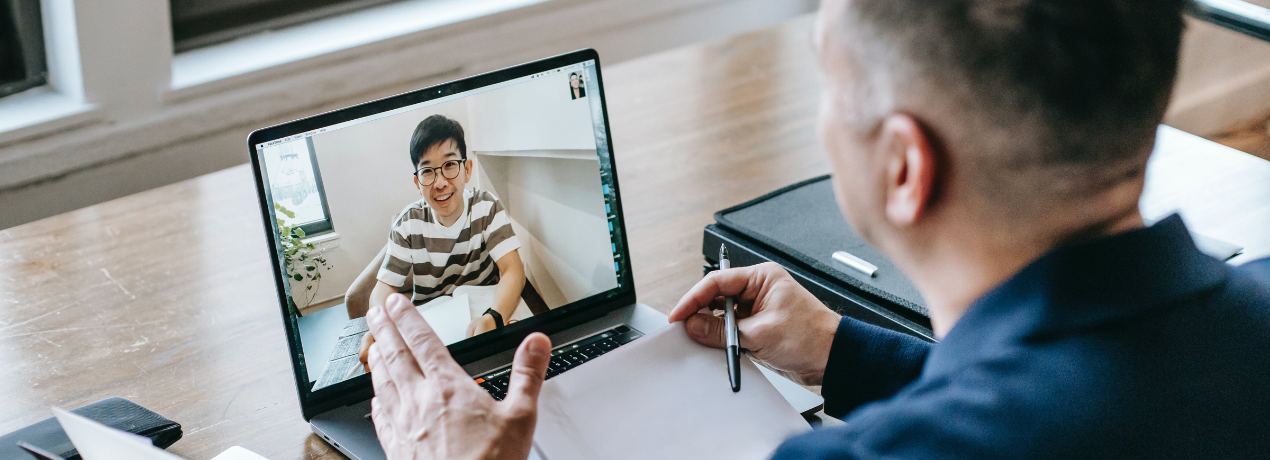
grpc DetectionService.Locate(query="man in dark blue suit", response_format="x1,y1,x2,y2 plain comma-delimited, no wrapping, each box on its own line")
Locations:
360,0,1270,458
668,0,1270,458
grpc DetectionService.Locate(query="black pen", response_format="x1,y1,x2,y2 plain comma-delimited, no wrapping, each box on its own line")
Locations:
719,244,741,392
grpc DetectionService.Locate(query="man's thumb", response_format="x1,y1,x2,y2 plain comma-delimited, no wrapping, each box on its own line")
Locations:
505,332,552,413
685,313,728,348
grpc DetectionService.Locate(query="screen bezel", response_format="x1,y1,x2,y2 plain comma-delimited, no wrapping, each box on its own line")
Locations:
245,49,637,420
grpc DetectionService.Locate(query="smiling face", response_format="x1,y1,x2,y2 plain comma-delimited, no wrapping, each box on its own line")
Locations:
570,74,580,89
413,139,473,226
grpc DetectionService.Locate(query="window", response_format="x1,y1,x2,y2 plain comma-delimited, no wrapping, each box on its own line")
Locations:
262,137,335,237
169,0,403,52
0,0,46,98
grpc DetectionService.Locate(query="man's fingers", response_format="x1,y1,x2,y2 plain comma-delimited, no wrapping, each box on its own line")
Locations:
382,293,464,376
684,313,728,348
366,299,427,387
367,343,402,418
359,332,376,373
369,397,394,447
685,311,761,351
504,332,551,415
669,267,757,322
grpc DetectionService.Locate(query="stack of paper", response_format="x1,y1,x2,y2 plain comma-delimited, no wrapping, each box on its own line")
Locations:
419,293,473,345
533,323,810,460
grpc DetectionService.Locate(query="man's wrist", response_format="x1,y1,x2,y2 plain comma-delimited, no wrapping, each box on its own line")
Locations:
802,310,843,385
483,308,505,328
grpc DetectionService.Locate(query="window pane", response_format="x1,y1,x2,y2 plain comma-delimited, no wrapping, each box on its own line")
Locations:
263,137,334,235
0,0,47,98
170,0,401,52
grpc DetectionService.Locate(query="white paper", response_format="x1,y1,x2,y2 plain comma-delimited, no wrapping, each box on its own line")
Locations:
452,284,533,322
419,293,471,345
533,323,810,460
211,446,269,460
52,407,185,460
54,407,270,460
315,293,492,391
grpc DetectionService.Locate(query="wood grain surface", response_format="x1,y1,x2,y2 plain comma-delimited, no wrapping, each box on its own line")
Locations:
2,13,1269,460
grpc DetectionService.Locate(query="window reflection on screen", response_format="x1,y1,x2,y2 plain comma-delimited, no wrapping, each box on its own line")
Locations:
262,139,327,228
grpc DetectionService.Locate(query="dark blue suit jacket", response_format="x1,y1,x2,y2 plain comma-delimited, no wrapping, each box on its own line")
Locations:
773,215,1270,459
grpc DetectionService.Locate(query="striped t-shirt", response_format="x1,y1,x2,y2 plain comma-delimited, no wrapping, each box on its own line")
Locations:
377,188,521,305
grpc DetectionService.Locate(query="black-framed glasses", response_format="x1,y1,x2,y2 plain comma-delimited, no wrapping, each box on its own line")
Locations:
414,159,463,186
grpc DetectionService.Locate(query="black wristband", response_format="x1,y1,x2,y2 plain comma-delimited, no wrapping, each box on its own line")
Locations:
483,308,505,329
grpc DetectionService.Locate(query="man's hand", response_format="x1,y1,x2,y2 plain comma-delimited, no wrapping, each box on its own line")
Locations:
466,313,499,338
367,293,551,460
669,262,841,385
359,332,376,373
359,281,400,372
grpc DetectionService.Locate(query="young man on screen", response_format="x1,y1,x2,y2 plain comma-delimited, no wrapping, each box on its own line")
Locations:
354,115,526,362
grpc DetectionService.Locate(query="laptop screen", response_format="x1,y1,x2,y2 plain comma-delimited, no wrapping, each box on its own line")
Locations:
252,57,630,395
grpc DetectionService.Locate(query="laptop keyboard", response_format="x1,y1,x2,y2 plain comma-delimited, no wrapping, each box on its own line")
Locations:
474,325,643,401
362,325,643,422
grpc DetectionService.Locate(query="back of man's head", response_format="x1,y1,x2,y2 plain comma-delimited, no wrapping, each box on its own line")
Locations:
836,0,1185,212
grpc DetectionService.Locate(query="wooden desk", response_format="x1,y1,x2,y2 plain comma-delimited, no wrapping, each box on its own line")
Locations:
2,14,1268,460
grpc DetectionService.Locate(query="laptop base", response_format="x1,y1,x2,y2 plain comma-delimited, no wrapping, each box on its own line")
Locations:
310,302,823,460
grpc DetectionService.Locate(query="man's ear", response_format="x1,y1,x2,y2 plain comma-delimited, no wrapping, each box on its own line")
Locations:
413,174,423,195
879,114,938,227
464,158,474,182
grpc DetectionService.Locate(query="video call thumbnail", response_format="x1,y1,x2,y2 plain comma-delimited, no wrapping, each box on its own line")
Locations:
256,62,623,391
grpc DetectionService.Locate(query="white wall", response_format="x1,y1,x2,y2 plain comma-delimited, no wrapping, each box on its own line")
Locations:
476,152,617,308
466,70,596,152
303,98,471,306
465,68,618,308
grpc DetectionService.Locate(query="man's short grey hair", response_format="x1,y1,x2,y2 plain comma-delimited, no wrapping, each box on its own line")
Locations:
836,0,1185,201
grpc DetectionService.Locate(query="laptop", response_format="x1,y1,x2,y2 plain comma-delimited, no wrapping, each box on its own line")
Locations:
246,49,821,460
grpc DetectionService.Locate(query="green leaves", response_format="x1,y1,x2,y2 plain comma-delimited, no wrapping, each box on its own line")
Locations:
273,202,295,219
274,201,332,310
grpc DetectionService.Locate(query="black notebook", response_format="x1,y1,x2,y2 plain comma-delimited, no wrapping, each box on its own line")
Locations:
714,175,928,317
0,397,181,460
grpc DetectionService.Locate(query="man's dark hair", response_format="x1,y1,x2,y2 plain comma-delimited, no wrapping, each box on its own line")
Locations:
409,114,467,168
838,0,1186,199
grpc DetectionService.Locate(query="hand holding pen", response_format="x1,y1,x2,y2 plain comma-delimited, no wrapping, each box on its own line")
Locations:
719,244,741,392
668,261,843,387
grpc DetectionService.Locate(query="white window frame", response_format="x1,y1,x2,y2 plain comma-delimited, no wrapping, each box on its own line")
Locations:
0,0,817,197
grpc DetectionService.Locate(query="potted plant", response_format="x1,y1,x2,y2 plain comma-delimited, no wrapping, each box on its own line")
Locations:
275,203,332,313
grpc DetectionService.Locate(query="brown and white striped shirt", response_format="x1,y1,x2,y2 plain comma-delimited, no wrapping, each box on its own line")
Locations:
377,188,520,305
